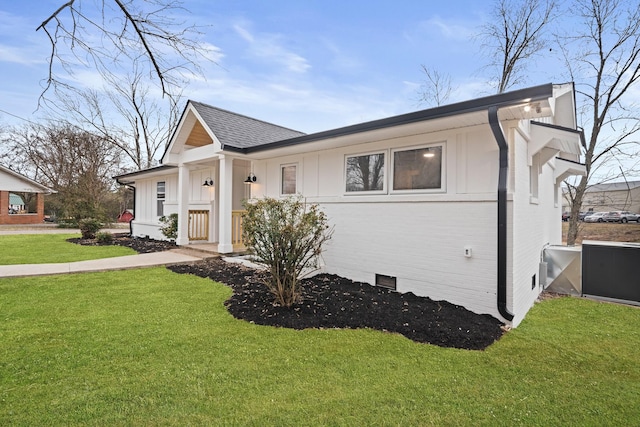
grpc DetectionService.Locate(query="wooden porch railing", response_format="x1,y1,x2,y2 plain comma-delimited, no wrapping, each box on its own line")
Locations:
232,210,246,249
188,210,209,241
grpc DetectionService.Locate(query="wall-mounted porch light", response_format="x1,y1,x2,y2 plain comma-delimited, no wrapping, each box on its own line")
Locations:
244,173,257,184
202,177,214,187
523,103,541,114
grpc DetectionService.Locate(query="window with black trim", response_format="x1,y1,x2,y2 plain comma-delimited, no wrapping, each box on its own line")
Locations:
392,145,443,191
156,181,166,216
345,152,385,193
281,164,297,195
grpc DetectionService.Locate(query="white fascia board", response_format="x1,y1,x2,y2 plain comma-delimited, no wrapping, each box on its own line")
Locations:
180,144,222,164
116,166,178,185
0,165,55,193
554,158,586,184
529,123,582,166
161,103,222,164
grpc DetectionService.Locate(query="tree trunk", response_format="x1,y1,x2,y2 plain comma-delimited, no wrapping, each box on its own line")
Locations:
566,175,588,245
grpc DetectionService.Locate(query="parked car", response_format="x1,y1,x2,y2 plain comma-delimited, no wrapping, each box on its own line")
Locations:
563,211,588,221
603,211,640,223
583,212,608,223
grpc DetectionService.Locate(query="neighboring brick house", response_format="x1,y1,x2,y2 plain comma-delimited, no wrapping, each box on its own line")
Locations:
0,165,54,225
116,83,586,327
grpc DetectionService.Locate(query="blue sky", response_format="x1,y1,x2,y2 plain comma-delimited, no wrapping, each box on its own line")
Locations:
1,1,561,133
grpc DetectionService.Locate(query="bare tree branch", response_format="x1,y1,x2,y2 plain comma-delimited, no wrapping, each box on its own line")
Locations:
560,0,640,244
35,1,207,170
416,65,455,107
37,0,213,101
37,0,75,32
480,0,558,93
51,67,181,170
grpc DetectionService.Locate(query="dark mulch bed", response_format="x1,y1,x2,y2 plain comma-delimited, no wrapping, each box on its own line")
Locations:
68,233,177,253
169,259,505,350
71,234,505,350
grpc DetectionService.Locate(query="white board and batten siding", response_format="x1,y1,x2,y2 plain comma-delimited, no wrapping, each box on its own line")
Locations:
509,123,564,326
252,125,521,321
131,168,216,241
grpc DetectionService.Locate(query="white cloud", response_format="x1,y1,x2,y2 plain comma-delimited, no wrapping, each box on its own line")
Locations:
402,80,421,92
0,45,44,65
404,13,481,45
233,24,254,43
200,42,225,63
0,11,48,66
233,22,311,73
183,66,412,133
59,69,110,91
321,39,362,73
450,78,493,102
424,16,476,41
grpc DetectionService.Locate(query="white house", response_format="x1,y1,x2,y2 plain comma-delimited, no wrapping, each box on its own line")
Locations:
115,83,586,326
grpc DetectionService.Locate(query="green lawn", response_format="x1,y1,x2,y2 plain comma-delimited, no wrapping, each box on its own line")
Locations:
0,234,136,265
1,268,638,425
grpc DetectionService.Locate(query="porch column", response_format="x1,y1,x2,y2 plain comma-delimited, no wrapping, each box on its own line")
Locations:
36,193,45,222
0,191,8,224
176,163,190,246
217,155,234,253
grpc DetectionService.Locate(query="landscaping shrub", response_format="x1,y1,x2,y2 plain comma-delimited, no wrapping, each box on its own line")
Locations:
242,196,333,307
159,213,178,240
56,218,78,229
78,218,103,239
95,231,113,244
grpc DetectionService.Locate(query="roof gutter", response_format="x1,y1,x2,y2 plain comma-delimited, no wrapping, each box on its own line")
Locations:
232,84,555,155
488,106,515,322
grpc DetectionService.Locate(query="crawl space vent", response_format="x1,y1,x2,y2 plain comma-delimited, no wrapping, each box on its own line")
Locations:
375,274,397,291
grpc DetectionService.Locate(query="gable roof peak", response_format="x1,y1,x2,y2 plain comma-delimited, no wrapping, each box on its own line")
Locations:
189,100,304,134
187,100,306,151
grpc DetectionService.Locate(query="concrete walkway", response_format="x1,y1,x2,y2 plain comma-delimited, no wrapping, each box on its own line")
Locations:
0,224,128,236
0,250,203,279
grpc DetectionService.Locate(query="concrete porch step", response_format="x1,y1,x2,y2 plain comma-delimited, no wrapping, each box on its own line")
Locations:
171,245,220,260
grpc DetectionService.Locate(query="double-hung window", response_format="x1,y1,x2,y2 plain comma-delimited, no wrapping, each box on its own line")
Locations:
345,152,385,193
156,181,166,216
392,145,444,192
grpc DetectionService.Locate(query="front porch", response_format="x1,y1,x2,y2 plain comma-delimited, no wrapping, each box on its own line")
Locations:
172,241,249,259
116,101,274,253
170,153,253,254
182,208,247,253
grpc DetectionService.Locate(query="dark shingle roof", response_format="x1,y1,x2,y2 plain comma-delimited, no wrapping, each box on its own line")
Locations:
187,84,559,155
190,101,306,150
